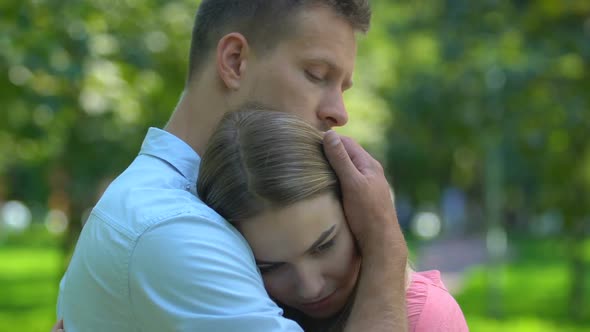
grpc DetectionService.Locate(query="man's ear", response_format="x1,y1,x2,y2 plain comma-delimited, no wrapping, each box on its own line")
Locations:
216,32,250,90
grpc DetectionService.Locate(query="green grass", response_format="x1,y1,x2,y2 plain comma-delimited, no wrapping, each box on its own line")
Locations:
455,237,590,331
462,316,588,332
0,245,61,332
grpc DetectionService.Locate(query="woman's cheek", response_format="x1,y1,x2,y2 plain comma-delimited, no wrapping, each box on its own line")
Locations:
263,274,290,303
335,232,361,280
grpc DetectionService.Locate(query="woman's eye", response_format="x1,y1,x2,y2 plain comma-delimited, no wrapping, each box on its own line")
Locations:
314,239,335,254
258,264,282,274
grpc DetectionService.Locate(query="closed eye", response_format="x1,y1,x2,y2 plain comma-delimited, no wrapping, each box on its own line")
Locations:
312,238,335,255
257,263,284,274
305,70,325,83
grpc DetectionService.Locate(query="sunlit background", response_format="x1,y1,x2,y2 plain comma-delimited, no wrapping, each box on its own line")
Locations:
1,0,589,331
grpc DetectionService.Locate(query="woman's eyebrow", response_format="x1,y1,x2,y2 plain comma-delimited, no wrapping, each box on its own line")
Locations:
255,258,279,265
304,224,337,254
254,224,337,265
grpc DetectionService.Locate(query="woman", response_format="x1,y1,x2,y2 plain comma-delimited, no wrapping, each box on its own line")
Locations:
197,107,468,331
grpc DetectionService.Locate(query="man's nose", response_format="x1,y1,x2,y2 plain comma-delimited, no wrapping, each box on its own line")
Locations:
318,90,348,128
295,264,325,301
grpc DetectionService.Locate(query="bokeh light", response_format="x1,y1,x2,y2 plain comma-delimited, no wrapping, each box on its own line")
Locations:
411,211,442,240
44,209,69,235
1,201,32,232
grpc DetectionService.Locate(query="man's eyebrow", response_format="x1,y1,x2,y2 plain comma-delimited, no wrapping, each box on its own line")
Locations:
254,225,337,265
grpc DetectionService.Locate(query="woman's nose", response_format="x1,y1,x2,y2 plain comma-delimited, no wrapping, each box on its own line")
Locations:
295,264,325,302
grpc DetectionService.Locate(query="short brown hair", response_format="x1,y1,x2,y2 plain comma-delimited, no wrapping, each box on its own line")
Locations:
187,0,371,81
197,105,340,223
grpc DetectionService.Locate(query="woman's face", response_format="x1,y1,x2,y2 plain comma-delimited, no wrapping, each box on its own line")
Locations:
239,193,361,318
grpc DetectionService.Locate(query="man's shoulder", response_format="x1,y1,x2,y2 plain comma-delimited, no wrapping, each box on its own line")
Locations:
93,153,228,236
92,182,242,249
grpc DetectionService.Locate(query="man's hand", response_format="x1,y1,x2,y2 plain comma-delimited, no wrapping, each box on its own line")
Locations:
323,130,408,331
51,320,64,332
323,130,406,260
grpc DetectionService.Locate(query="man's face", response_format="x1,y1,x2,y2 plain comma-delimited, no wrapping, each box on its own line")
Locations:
239,193,361,319
238,6,357,131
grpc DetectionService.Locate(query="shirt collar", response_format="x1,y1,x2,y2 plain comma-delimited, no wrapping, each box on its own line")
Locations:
138,127,201,185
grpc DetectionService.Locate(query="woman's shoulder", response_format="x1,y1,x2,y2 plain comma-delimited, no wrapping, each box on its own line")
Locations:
406,270,469,332
411,270,446,289
406,270,446,309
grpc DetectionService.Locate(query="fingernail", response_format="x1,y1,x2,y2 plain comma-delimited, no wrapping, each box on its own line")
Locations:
325,130,340,147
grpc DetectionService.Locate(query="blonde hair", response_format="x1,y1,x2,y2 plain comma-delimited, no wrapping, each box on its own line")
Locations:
197,106,340,223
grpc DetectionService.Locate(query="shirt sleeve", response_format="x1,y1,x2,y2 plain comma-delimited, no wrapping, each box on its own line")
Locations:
128,212,303,331
410,271,469,332
406,273,428,329
419,285,469,332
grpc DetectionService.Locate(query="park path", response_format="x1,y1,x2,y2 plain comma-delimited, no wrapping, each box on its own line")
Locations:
415,235,488,294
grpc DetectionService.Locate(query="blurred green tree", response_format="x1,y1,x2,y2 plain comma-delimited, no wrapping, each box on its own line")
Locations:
374,0,589,320
1,0,199,264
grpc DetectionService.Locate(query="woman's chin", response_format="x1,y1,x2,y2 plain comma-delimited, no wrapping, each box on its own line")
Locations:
297,289,349,319
300,306,340,319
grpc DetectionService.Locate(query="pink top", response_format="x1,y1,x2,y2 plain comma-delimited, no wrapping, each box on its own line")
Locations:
406,270,469,332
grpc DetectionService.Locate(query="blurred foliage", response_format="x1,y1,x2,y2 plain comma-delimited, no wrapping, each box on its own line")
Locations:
1,0,589,330
364,0,590,321
372,0,590,227
1,0,198,217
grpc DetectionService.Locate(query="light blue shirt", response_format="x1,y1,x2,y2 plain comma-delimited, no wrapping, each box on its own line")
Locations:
57,128,302,331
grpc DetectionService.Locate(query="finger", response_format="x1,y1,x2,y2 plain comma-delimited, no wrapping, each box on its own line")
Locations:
339,135,374,171
323,130,361,181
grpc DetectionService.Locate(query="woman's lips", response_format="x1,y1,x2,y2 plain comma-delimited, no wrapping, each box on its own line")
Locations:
300,290,337,312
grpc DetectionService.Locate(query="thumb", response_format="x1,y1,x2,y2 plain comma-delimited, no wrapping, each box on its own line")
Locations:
323,130,360,181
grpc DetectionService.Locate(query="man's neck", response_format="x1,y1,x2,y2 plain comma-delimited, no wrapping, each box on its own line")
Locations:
164,80,227,156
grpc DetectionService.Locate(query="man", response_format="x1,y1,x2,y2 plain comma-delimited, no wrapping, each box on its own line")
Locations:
56,1,408,331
